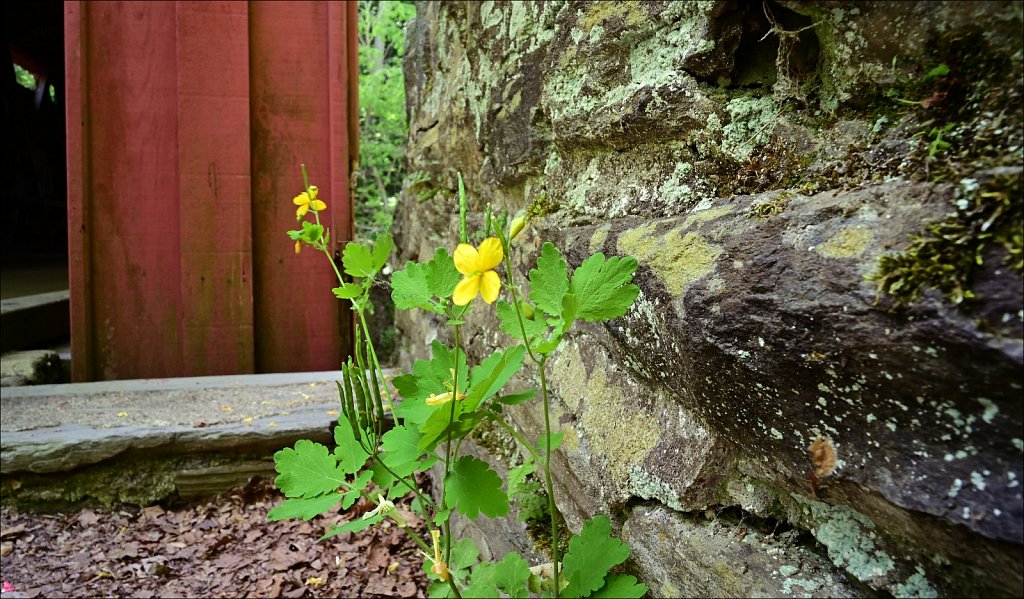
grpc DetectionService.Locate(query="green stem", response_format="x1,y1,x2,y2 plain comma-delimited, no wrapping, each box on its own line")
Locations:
371,456,436,514
442,324,463,565
492,415,540,462
539,357,561,598
447,575,464,599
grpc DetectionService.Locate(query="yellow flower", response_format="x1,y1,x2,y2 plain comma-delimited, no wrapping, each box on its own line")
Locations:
424,390,466,407
293,185,327,218
453,237,503,305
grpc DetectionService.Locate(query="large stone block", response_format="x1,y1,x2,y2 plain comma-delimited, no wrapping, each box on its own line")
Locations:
396,1,1023,595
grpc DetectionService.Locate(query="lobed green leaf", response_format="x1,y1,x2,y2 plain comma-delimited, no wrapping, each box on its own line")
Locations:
445,456,509,519
570,253,640,322
529,242,569,317
273,440,347,499
343,242,375,277
267,493,341,521
561,515,631,598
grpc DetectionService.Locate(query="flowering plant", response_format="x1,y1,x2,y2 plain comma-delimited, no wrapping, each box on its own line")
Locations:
272,167,647,598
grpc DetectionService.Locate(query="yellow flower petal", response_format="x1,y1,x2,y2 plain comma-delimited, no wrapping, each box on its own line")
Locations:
476,237,504,271
453,243,479,275
311,199,327,211
452,274,480,306
296,203,309,218
479,270,501,304
293,192,310,206
295,240,302,254
425,391,453,406
308,185,319,200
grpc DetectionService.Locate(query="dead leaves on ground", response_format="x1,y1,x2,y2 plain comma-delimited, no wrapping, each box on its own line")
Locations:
0,478,427,598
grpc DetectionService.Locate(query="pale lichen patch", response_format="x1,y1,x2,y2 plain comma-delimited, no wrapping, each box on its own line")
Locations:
618,225,722,296
817,226,874,258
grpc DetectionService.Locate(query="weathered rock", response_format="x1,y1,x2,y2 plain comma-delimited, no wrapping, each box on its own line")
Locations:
1,372,354,508
396,1,1023,596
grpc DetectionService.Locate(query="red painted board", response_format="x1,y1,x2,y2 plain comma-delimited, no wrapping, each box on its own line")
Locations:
250,1,354,373
176,1,255,376
67,0,185,380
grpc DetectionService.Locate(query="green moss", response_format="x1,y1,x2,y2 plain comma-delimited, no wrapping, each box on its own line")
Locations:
869,172,1023,306
527,192,561,218
748,195,791,219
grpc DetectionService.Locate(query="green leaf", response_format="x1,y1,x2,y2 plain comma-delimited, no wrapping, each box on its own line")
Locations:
497,388,536,405
591,574,648,598
273,440,347,498
493,551,531,598
464,562,499,598
332,283,363,300
465,345,526,410
416,402,474,452
392,259,437,312
529,242,569,316
267,493,341,521
321,512,382,540
561,292,578,333
425,247,461,299
570,254,640,322
923,63,949,82
340,470,373,510
532,332,563,355
497,300,549,341
369,459,396,494
372,232,393,271
561,515,631,598
537,431,564,453
445,456,509,519
393,341,468,426
380,424,431,477
343,242,375,277
333,420,370,474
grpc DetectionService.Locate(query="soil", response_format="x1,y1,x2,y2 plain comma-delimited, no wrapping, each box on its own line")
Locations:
0,478,430,598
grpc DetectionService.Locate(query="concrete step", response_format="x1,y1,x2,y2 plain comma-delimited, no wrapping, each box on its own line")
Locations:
0,370,393,509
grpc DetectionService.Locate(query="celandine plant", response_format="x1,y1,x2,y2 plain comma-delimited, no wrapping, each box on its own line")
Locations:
271,166,648,599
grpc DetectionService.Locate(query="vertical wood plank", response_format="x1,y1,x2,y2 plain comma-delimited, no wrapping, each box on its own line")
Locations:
65,0,93,381
250,1,352,373
176,1,255,375
71,0,185,380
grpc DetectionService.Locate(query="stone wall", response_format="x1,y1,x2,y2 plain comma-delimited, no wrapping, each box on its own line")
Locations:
391,1,1023,596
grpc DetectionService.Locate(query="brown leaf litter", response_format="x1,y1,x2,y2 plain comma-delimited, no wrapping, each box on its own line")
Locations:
0,477,428,598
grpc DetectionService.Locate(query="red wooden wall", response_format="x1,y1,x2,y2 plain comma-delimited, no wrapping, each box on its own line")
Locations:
65,1,357,381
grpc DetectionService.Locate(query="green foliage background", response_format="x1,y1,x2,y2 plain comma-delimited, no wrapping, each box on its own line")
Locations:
357,0,416,242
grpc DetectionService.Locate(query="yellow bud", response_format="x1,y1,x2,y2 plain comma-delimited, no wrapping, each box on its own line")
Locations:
295,240,302,254
508,213,526,241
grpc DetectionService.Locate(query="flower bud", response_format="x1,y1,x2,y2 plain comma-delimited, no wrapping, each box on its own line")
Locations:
508,212,526,241
519,300,536,320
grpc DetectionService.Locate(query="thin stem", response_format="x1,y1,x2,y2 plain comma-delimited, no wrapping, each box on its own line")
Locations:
442,324,463,565
371,456,436,514
447,576,464,599
539,357,561,598
491,415,540,462
500,244,541,366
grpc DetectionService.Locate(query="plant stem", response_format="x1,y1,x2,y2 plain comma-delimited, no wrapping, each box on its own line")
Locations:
539,356,561,598
447,576,464,599
371,456,436,514
442,324,463,565
492,415,540,462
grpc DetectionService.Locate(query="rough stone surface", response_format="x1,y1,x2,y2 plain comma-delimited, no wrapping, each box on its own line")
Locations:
394,1,1023,597
0,372,360,508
